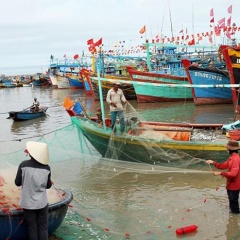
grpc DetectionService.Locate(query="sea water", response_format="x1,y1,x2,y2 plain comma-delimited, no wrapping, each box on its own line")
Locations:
0,86,239,240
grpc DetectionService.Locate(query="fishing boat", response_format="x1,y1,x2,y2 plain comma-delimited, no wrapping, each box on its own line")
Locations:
80,69,136,100
182,59,232,105
68,75,84,89
220,45,240,113
127,66,192,102
0,189,73,240
69,113,230,163
8,106,48,121
63,97,231,164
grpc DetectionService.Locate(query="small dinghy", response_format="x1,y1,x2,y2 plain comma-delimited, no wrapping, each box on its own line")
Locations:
8,106,48,121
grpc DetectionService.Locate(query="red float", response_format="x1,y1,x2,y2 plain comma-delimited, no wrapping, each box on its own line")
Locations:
175,225,198,235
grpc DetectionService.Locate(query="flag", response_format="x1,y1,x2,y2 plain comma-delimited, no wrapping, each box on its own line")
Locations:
63,54,66,58
188,39,195,46
210,8,214,17
73,54,79,59
208,36,213,43
139,25,146,34
227,5,232,14
227,17,231,26
210,17,214,23
218,18,225,28
87,38,93,45
214,26,221,36
226,31,231,39
179,29,183,34
94,38,102,47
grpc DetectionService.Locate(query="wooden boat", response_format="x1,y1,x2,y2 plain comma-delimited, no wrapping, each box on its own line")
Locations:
182,59,232,105
8,106,48,121
69,114,229,164
220,45,240,113
63,96,229,164
126,66,193,103
68,75,84,89
0,189,73,240
80,69,136,100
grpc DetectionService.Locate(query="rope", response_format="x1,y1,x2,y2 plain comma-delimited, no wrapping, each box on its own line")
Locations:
0,124,73,143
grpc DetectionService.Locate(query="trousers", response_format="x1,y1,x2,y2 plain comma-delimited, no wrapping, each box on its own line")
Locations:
23,204,48,240
227,189,240,213
110,110,125,133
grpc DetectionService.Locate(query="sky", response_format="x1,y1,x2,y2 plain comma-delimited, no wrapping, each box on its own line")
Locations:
0,0,238,76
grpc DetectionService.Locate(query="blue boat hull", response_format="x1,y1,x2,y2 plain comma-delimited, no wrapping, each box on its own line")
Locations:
0,189,73,240
68,77,84,89
9,107,48,121
182,59,232,105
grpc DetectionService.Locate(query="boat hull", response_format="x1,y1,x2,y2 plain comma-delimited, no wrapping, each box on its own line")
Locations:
68,76,84,89
71,116,229,164
9,107,48,121
0,189,73,240
220,45,240,112
182,59,232,105
127,67,192,103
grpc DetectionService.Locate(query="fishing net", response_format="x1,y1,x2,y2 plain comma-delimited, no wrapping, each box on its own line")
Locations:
1,102,238,239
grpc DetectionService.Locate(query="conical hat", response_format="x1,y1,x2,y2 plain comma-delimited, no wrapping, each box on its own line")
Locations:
26,141,49,165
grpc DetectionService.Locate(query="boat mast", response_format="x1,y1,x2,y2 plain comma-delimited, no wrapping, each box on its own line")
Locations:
168,1,174,41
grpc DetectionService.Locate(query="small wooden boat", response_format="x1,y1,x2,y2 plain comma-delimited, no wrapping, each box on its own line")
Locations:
8,106,48,121
0,189,73,240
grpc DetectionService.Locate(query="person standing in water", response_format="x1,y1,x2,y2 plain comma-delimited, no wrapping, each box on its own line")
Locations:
206,140,240,214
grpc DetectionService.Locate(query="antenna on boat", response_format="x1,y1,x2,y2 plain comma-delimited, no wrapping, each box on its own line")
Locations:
168,1,174,40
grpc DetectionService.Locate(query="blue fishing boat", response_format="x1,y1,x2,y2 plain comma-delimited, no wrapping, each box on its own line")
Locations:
8,107,48,121
0,189,73,240
68,75,84,89
182,59,232,105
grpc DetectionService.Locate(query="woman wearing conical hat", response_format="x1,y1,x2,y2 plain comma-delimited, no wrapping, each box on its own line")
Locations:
15,141,52,240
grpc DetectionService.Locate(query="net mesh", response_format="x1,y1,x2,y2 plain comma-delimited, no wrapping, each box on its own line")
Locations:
1,106,239,239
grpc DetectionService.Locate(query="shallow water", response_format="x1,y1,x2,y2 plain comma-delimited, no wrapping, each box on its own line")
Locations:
0,86,239,239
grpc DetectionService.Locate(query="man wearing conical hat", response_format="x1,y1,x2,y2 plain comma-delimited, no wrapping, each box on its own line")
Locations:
15,141,52,239
206,140,240,214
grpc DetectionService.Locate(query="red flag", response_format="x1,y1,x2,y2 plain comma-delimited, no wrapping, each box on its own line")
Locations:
227,5,232,14
218,18,225,28
87,38,93,45
210,8,214,17
210,17,214,23
188,39,195,46
94,38,102,47
214,26,221,36
208,36,213,43
139,25,146,34
73,54,79,59
226,31,231,39
227,17,231,27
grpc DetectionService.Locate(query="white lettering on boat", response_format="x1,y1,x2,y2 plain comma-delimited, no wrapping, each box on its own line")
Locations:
193,72,223,81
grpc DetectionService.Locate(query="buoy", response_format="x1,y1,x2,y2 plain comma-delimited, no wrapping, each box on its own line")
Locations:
175,225,198,235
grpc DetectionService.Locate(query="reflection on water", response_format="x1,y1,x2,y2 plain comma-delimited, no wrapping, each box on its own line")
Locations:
0,87,239,239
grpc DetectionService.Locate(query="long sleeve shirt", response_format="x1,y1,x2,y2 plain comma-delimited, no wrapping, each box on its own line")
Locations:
106,88,126,112
214,152,240,190
15,158,52,209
